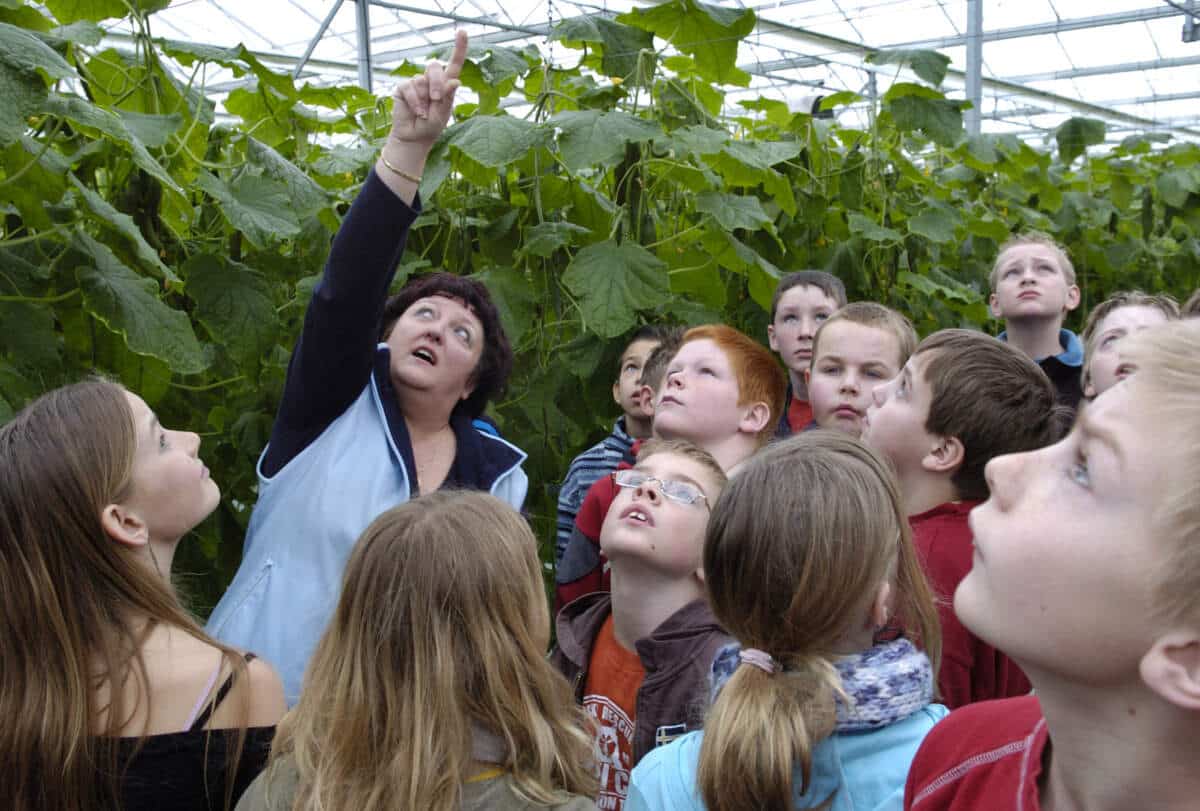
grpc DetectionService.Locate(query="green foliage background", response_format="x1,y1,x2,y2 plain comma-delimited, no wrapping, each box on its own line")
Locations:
1,0,1198,613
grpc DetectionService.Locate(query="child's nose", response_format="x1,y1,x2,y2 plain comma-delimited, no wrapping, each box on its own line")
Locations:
635,482,660,502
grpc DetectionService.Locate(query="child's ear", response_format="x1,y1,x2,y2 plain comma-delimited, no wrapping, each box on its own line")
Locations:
767,324,779,352
1064,283,1082,313
636,385,656,419
988,292,1003,320
100,503,149,549
612,380,622,406
1140,633,1200,711
738,401,771,436
921,435,965,476
1082,376,1096,399
869,581,893,630
803,367,811,387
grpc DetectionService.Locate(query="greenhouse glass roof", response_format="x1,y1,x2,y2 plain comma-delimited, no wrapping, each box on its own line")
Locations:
106,0,1200,144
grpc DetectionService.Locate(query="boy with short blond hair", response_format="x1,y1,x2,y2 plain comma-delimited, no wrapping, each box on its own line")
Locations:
555,324,785,608
905,320,1200,811
806,302,916,438
552,440,733,811
864,328,1062,708
555,326,675,564
989,232,1084,409
767,270,848,437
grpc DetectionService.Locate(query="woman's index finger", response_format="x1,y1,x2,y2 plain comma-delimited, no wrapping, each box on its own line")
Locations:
444,30,469,79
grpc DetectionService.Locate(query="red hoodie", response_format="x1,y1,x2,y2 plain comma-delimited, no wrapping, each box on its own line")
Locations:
910,501,1031,708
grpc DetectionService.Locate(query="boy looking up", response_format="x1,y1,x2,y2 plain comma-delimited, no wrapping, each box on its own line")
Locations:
1079,291,1178,400
555,325,785,608
905,320,1200,811
989,233,1084,410
552,440,732,811
807,302,916,438
863,329,1061,708
767,270,847,437
555,326,676,565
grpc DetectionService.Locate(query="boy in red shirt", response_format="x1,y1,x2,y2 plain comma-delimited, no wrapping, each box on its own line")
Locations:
905,320,1200,810
863,329,1061,708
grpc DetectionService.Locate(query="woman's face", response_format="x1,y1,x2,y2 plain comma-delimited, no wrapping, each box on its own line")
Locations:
119,392,221,544
386,294,484,405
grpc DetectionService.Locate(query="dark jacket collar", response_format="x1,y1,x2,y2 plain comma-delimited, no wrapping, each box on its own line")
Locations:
371,348,523,495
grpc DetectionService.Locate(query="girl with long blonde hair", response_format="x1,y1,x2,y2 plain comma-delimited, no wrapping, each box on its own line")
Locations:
627,431,944,811
0,379,286,811
237,490,597,811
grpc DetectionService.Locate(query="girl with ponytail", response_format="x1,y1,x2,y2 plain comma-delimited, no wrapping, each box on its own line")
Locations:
627,431,944,811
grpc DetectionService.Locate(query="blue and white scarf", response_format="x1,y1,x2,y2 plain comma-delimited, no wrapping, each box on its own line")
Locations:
710,637,934,732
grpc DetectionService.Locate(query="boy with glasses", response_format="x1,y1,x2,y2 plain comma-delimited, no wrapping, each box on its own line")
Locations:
552,440,732,811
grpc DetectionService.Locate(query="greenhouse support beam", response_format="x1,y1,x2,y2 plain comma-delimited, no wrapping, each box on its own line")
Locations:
355,0,372,90
1008,54,1200,83
965,0,983,135
747,14,1200,140
293,0,346,79
881,5,1184,51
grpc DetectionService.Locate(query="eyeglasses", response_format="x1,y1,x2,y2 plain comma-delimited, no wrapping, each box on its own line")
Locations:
612,469,709,509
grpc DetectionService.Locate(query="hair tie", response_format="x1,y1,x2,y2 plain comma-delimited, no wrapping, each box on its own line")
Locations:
738,648,777,674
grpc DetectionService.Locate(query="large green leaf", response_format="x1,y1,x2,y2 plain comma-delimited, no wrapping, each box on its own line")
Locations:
619,0,755,86
69,174,178,283
475,266,538,343
695,191,772,231
245,138,328,220
116,109,182,147
551,110,662,171
888,95,964,147
195,172,302,249
443,115,545,168
45,0,170,23
848,212,901,242
1156,168,1198,208
0,20,75,143
184,253,279,367
0,20,74,82
1055,117,1105,165
867,49,950,86
41,93,185,197
518,221,592,259
74,231,205,374
563,240,670,337
553,16,655,83
907,203,961,243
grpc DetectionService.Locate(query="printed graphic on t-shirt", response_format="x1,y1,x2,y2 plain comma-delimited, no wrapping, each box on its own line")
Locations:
584,694,635,810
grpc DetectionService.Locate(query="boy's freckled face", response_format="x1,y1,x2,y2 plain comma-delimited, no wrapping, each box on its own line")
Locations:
1085,306,1171,398
612,338,660,418
768,285,838,375
600,452,718,577
989,244,1080,322
807,321,902,438
862,353,938,477
956,381,1164,684
654,339,744,444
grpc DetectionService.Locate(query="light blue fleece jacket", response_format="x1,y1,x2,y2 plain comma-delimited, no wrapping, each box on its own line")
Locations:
626,705,948,811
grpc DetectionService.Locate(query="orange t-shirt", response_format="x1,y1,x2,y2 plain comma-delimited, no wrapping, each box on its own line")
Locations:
583,615,645,811
788,395,813,433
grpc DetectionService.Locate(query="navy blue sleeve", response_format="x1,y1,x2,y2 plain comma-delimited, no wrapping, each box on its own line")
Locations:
261,170,421,477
